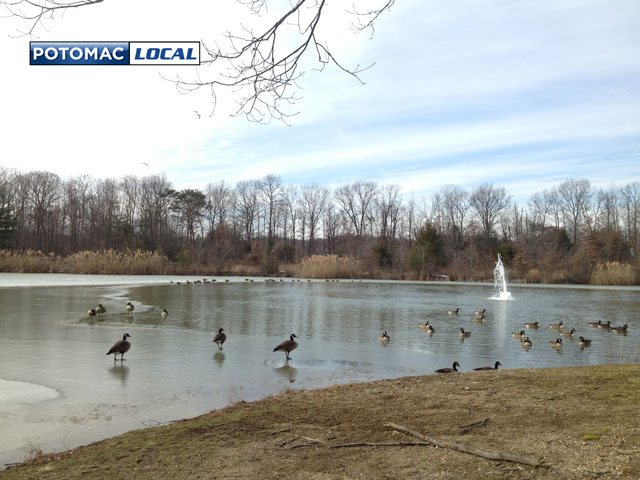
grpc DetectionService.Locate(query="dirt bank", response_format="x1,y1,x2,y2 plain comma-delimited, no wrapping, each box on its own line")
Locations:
2,364,639,479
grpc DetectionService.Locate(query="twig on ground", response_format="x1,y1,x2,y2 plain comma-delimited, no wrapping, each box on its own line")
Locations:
384,423,544,467
457,417,490,434
330,441,431,448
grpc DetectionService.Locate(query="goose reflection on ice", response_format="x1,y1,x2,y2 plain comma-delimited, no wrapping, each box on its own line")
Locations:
213,351,225,367
275,363,297,383
109,364,130,385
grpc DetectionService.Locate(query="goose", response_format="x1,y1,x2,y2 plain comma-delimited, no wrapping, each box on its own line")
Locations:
474,309,487,316
88,308,97,318
471,315,486,323
578,336,592,346
459,328,471,337
550,338,563,348
524,321,539,329
521,337,533,348
435,361,461,374
587,320,601,328
560,328,576,337
612,324,628,334
107,333,131,361
418,321,430,329
212,328,226,350
273,334,298,360
426,325,435,334
473,361,501,371
379,331,390,343
447,308,460,315
596,321,612,330
95,304,106,316
125,302,134,315
549,321,563,329
512,330,526,339
161,308,168,319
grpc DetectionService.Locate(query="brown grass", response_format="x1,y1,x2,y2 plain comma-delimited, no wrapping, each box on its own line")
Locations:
296,254,363,279
0,249,171,275
590,261,637,286
2,364,639,480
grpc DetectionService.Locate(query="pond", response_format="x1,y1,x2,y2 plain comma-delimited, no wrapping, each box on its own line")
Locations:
0,273,638,466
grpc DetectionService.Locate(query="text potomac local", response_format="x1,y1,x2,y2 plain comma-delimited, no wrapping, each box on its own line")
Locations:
30,42,200,66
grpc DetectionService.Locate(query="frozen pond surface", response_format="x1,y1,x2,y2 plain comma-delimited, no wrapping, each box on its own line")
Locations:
0,273,638,466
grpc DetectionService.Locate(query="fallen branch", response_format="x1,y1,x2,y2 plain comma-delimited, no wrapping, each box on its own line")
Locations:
330,441,430,449
266,427,291,436
384,423,543,467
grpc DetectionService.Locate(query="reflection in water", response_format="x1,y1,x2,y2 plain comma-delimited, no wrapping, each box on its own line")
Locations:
213,351,225,367
108,364,130,384
275,364,297,383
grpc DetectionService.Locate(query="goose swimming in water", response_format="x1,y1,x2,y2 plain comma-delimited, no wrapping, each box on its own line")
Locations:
107,333,131,361
435,361,461,374
95,304,106,316
161,308,168,319
473,361,501,371
212,328,226,350
273,334,298,360
379,331,390,343
447,308,460,315
550,338,563,348
459,328,471,337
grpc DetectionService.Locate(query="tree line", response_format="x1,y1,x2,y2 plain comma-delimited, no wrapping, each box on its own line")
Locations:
0,168,638,283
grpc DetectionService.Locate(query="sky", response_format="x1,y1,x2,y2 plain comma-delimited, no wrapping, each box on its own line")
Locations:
0,0,639,204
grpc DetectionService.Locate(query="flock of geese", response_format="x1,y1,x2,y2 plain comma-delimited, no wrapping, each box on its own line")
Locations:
98,297,630,372
100,302,299,363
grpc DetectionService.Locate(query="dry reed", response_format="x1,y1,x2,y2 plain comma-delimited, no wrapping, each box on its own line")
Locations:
297,255,362,279
590,262,636,286
606,340,640,363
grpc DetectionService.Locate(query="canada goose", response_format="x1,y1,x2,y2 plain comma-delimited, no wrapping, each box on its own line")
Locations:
379,331,390,342
549,321,563,329
212,328,226,350
448,308,460,315
473,361,501,371
418,321,430,329
524,321,539,329
471,315,485,323
126,302,134,315
512,330,526,339
88,308,96,318
426,325,435,334
550,338,563,348
107,333,131,361
95,304,106,316
161,309,168,319
521,337,533,347
596,321,612,330
578,336,592,346
560,328,576,337
435,361,461,374
612,324,628,334
459,328,471,337
474,309,487,316
273,334,298,360
587,320,601,328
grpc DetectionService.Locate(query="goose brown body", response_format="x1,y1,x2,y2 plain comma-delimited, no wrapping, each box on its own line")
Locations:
107,333,131,361
435,361,460,374
213,328,226,350
273,334,298,360
473,361,501,371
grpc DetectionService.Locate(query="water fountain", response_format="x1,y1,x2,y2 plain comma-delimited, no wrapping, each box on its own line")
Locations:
493,253,512,300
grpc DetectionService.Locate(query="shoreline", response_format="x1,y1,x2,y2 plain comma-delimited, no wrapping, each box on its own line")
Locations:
2,364,639,479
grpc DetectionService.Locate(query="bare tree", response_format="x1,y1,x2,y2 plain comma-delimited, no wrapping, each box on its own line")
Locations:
235,179,261,245
205,180,233,233
259,174,283,245
334,180,378,238
2,0,394,122
620,182,640,257
300,183,329,255
557,179,592,245
469,183,511,238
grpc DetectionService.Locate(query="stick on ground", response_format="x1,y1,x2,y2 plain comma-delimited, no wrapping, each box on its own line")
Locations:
384,422,543,467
